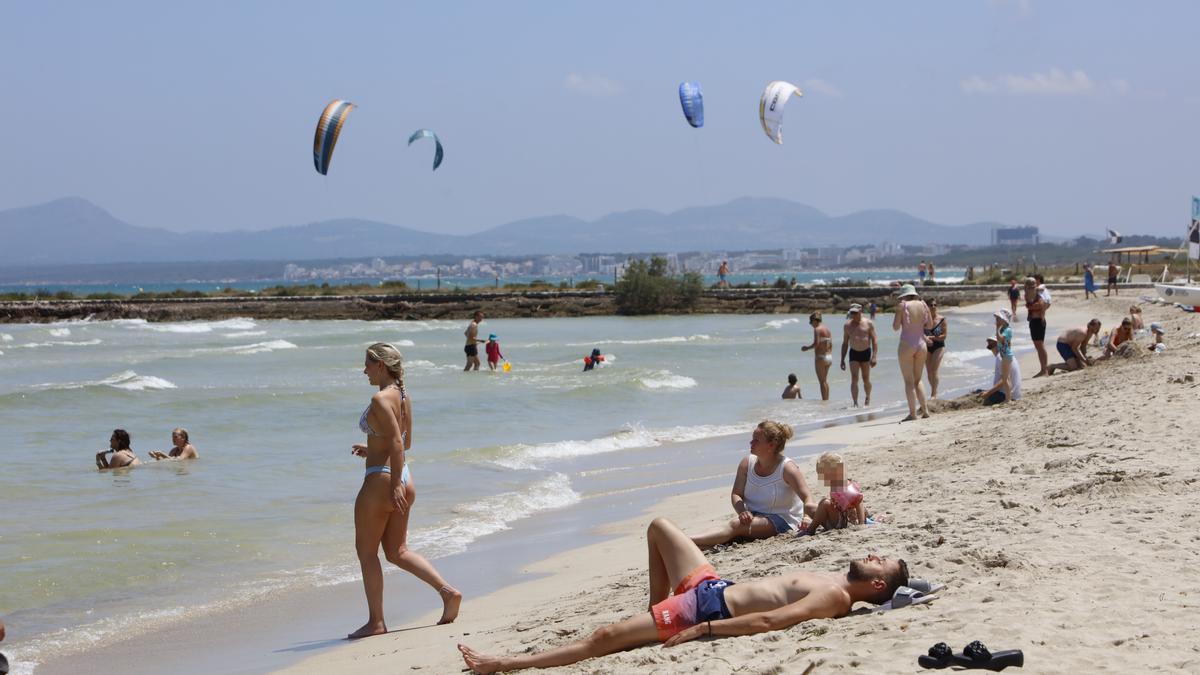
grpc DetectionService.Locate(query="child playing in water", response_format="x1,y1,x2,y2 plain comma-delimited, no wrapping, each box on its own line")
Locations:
485,334,504,371
806,452,866,534
781,373,802,399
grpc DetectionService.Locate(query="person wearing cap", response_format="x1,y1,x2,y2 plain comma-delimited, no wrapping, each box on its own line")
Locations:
1149,322,1166,352
840,304,877,407
991,308,1016,404
892,284,933,421
979,335,1022,405
1047,320,1102,374
485,333,505,372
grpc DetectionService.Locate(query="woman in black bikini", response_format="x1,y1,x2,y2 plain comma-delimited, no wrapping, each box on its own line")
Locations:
923,299,947,399
1007,279,1020,319
1024,278,1050,377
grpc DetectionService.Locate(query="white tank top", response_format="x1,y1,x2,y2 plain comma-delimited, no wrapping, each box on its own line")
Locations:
743,455,803,529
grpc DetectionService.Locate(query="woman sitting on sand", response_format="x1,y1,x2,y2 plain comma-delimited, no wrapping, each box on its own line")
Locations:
892,284,933,421
95,429,140,470
148,428,199,460
348,342,460,639
690,420,816,548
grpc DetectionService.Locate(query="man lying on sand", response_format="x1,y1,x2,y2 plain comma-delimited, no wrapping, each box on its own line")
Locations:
458,517,908,673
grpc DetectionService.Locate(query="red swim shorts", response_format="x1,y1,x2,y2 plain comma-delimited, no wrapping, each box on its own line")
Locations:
650,564,720,641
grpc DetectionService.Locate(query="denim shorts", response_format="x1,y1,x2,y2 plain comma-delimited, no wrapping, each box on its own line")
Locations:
751,511,792,534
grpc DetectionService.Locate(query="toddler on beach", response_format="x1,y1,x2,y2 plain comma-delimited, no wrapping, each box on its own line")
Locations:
806,452,866,535
485,334,504,371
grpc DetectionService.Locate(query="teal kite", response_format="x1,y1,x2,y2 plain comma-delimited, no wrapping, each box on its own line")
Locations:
407,129,444,171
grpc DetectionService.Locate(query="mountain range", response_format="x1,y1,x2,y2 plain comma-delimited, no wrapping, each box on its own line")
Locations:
0,197,1008,265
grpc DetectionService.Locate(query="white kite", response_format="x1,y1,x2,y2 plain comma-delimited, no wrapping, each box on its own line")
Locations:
758,81,803,145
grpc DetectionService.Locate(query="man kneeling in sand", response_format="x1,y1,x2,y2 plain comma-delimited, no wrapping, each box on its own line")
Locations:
1048,319,1101,374
459,517,908,673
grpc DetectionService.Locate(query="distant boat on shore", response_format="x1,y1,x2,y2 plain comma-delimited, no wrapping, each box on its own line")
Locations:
1155,282,1200,309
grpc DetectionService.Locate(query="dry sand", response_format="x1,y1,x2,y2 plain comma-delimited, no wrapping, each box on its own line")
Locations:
281,293,1200,674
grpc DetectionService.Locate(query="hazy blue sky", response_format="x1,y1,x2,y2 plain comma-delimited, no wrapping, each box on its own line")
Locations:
2,1,1196,237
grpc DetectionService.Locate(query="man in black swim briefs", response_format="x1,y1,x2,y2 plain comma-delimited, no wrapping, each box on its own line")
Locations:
458,517,908,673
463,311,485,371
840,304,878,407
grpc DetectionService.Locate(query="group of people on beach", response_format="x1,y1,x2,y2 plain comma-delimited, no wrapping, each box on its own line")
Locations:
94,428,198,469
790,284,947,421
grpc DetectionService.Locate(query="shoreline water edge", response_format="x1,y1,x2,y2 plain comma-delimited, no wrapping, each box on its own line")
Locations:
6,292,1195,675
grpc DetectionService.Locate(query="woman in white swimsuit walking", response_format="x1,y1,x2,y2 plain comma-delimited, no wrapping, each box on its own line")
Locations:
801,312,834,400
348,342,460,639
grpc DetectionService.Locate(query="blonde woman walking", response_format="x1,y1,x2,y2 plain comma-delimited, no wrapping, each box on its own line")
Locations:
348,342,460,639
892,284,933,421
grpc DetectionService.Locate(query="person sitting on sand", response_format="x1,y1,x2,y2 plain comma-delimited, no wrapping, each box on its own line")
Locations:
148,428,198,460
1149,322,1166,352
800,312,833,400
806,453,866,535
349,343,460,639
979,336,1022,404
96,429,140,470
1128,305,1145,331
1047,320,1102,374
781,373,801,399
1097,317,1134,361
457,517,909,674
840,304,877,407
690,421,816,548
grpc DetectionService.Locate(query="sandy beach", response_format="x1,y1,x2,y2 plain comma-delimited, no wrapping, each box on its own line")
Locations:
280,292,1200,674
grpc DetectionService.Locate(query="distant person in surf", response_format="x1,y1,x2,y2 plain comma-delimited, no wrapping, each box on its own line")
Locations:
464,311,486,372
689,420,816,549
583,348,605,372
148,427,198,461
485,334,505,372
800,312,833,401
781,373,801,399
96,429,140,470
839,304,877,407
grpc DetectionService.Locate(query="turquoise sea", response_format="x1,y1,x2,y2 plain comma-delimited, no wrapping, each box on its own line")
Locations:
0,305,1011,674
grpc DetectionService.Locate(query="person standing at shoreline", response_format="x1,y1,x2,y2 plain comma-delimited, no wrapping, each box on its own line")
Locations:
1007,279,1021,318
1024,278,1050,377
927,261,936,284
349,343,460,639
800,312,833,401
918,260,927,283
839,304,877,407
463,311,486,372
868,300,877,320
892,284,932,421
1106,261,1120,296
924,299,947,399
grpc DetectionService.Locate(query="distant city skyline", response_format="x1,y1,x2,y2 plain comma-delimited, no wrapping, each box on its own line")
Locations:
2,2,1197,238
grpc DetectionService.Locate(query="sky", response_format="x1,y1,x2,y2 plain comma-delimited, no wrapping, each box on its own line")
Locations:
2,1,1197,238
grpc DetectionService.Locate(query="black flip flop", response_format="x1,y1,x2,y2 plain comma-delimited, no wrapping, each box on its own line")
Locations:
1,651,10,675
919,641,1024,671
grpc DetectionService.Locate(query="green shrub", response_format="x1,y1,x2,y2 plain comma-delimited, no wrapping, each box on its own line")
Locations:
615,257,704,315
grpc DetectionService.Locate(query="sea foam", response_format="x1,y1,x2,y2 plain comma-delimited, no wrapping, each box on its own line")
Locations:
638,371,698,390
39,370,178,392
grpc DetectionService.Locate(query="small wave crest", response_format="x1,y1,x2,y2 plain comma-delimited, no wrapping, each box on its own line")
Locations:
759,318,800,330
39,370,177,392
126,318,258,333
17,339,103,349
222,331,267,338
638,371,698,390
48,327,71,337
1,333,13,342
218,340,298,355
487,422,745,470
566,334,709,347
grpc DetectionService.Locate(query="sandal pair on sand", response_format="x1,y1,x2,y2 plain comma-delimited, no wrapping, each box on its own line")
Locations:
919,640,1024,671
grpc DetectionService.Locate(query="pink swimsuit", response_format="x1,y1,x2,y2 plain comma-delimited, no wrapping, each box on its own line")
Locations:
899,301,929,349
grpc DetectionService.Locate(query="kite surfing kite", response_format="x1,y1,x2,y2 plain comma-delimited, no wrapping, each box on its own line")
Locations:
678,81,704,128
407,129,444,170
758,81,802,144
313,99,355,175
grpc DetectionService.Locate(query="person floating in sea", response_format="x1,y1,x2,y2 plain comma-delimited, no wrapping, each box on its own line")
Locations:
923,298,948,399
463,311,486,372
1024,277,1050,377
1047,320,1102,374
892,284,933,421
349,343,460,639
979,335,1022,405
583,348,605,372
96,429,139,470
806,452,867,535
457,517,909,674
689,421,815,549
839,304,877,407
148,427,198,461
800,312,833,401
484,334,504,372
781,373,801,399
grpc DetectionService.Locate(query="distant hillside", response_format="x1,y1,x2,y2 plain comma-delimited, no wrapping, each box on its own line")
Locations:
0,196,1006,265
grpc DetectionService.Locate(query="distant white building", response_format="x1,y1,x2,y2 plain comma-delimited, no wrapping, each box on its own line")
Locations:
992,226,1039,246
